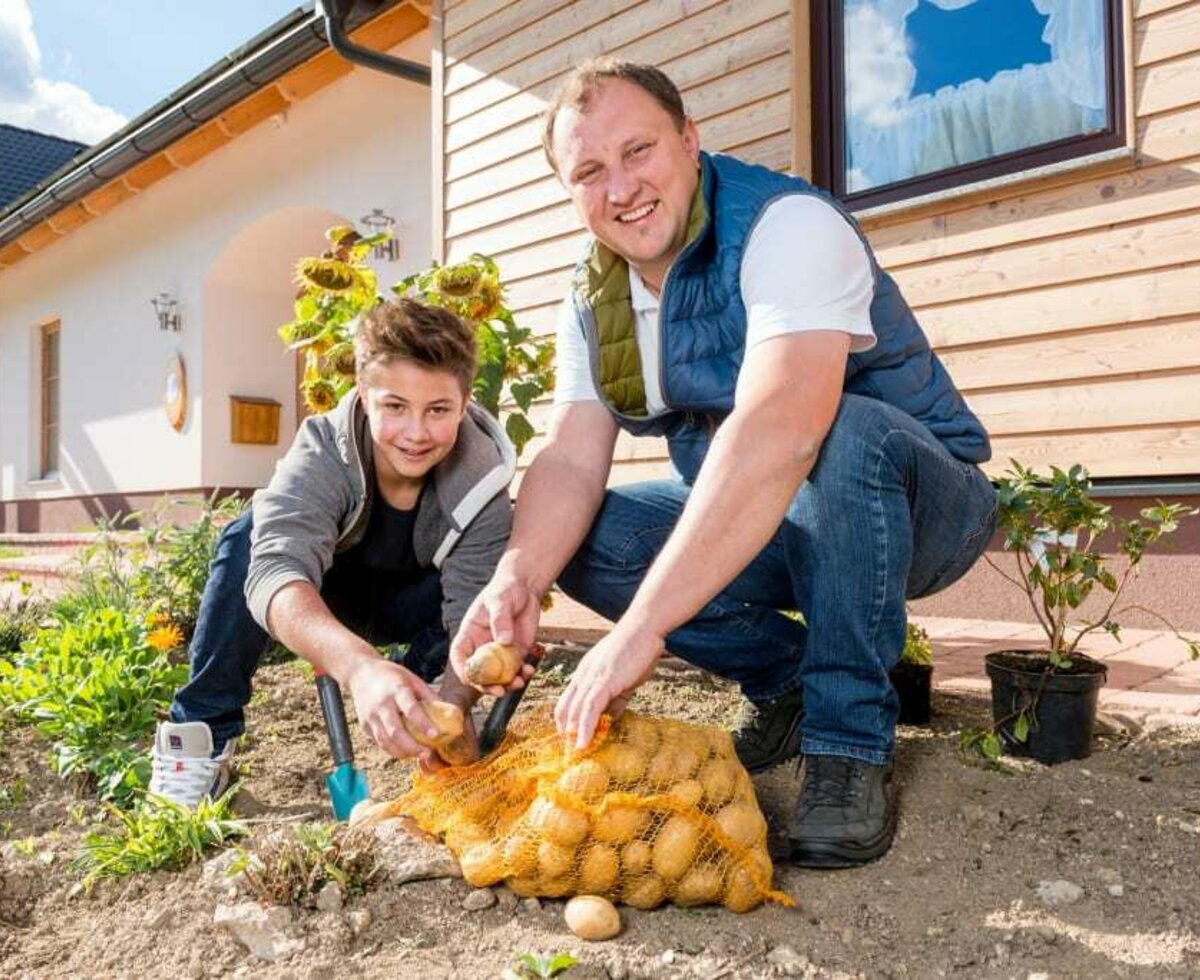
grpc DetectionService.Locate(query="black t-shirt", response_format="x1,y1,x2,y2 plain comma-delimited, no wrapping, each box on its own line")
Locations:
332,485,425,580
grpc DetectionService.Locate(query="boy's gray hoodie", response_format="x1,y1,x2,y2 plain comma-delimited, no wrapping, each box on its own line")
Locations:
245,390,515,638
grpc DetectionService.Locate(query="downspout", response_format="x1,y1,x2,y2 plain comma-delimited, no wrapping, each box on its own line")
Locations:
321,0,432,85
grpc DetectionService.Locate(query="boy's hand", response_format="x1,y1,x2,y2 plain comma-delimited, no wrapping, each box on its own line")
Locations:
421,673,482,772
345,657,438,762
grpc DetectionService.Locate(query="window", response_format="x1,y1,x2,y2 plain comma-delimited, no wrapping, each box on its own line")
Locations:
812,0,1126,209
40,321,60,477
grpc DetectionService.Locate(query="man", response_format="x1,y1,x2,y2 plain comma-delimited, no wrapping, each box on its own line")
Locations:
451,60,996,867
150,298,515,806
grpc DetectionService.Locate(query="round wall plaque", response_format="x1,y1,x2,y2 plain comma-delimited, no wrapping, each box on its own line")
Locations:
164,354,187,431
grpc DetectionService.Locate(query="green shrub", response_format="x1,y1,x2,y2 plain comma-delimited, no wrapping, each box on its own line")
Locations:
0,608,187,804
0,584,48,660
75,793,246,888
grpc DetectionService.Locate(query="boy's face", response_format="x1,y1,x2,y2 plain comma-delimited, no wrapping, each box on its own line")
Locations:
360,359,468,489
551,77,700,293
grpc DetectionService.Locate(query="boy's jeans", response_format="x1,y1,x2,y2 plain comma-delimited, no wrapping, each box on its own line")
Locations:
168,510,448,752
557,394,998,766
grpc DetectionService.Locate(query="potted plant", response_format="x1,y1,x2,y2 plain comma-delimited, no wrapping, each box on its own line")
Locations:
970,462,1198,765
891,621,934,725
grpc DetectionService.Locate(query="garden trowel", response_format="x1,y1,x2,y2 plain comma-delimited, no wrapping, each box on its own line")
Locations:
315,670,370,820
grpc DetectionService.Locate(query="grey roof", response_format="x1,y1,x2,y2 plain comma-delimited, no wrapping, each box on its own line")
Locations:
0,124,87,210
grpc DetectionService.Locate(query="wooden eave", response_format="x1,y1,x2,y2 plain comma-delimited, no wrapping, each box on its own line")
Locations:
0,2,428,272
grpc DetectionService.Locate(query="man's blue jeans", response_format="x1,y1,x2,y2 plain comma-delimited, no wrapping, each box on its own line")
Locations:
557,394,997,766
168,511,448,752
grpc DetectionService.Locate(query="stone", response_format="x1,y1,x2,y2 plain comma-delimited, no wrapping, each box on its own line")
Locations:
1107,884,1125,897
521,897,542,913
462,887,496,912
213,902,305,962
315,882,344,913
143,905,173,931
347,909,372,937
661,950,676,965
607,961,628,980
1095,867,1122,885
766,945,813,976
371,819,461,884
202,849,256,897
1035,880,1083,906
496,887,519,913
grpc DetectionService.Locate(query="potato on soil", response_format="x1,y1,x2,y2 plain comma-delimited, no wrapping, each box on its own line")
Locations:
714,800,767,848
464,641,525,687
723,862,765,913
651,814,701,882
565,895,623,941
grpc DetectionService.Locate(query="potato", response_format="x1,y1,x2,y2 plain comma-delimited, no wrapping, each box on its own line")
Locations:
592,741,646,783
400,700,475,766
530,798,590,848
459,841,504,887
506,876,539,898
464,641,525,686
698,757,739,809
443,822,489,854
348,798,392,829
714,800,767,848
672,862,723,907
578,843,620,895
666,778,704,809
565,895,622,941
615,714,660,755
672,740,707,779
502,828,538,877
621,839,653,875
537,839,576,879
644,747,681,786
621,873,667,910
723,862,764,913
651,814,701,882
558,759,610,803
592,804,650,844
538,876,573,898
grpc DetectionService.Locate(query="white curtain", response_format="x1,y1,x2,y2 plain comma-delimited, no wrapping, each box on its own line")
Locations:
844,0,1108,192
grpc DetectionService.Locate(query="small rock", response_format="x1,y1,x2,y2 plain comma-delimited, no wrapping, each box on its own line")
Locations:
1078,798,1094,806
1113,810,1125,820
1036,880,1083,906
1107,884,1124,897
1095,867,1122,885
766,945,812,976
462,887,496,912
607,960,628,980
143,905,173,931
661,949,676,965
371,819,461,884
213,902,304,962
521,897,541,913
840,927,855,944
347,909,372,936
202,850,253,896
496,888,519,913
315,882,344,913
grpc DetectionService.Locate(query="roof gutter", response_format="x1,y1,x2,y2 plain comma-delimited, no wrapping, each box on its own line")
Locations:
322,0,432,84
0,0,429,254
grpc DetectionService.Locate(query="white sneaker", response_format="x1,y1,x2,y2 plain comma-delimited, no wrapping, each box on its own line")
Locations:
148,721,233,807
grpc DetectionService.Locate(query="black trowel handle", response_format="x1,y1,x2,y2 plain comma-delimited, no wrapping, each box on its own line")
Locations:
315,671,355,769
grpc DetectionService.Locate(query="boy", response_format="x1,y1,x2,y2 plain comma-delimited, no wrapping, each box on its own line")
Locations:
150,297,515,806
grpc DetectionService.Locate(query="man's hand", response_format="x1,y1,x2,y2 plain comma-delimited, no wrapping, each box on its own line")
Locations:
345,657,439,762
554,622,665,750
450,564,541,697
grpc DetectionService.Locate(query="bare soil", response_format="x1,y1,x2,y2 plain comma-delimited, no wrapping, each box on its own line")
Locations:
3,643,1200,979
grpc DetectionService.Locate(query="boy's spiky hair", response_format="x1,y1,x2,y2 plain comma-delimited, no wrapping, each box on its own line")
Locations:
356,297,476,394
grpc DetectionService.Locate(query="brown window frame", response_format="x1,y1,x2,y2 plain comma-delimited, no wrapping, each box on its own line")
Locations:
40,320,60,478
811,0,1127,210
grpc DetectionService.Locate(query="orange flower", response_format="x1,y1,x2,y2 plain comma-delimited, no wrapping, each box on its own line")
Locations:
147,625,185,652
145,610,170,628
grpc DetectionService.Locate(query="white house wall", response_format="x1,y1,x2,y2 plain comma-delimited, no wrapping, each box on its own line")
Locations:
0,29,432,503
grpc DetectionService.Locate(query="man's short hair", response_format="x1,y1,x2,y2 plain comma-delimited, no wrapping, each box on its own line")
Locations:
356,297,477,395
541,57,686,174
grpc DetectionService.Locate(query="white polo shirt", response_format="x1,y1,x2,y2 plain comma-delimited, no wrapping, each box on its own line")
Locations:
554,194,877,416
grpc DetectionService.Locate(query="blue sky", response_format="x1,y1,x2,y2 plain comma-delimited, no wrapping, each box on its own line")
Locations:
1,1,306,143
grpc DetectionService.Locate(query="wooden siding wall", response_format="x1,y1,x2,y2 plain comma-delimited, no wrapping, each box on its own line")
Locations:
861,0,1200,479
440,0,1200,482
439,0,792,482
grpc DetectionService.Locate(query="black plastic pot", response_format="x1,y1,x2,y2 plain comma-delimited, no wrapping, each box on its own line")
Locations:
890,661,933,725
984,650,1108,765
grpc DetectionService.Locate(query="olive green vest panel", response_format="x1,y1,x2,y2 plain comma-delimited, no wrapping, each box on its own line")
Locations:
572,173,710,418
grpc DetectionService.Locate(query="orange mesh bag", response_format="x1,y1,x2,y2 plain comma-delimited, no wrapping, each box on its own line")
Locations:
370,707,793,912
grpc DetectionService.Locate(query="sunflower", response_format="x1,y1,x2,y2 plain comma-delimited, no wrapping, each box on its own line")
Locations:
466,275,504,323
325,341,357,378
433,262,483,297
303,378,339,414
295,257,357,294
147,624,185,652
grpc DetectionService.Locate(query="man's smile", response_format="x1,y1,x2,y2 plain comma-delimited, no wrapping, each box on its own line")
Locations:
616,201,658,223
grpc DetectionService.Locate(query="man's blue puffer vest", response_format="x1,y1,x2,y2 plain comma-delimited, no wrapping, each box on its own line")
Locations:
567,151,991,483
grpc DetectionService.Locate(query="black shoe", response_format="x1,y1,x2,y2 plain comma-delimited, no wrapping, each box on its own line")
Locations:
731,687,805,774
788,755,896,868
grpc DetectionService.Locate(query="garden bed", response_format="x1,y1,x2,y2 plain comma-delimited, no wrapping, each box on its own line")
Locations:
3,644,1199,978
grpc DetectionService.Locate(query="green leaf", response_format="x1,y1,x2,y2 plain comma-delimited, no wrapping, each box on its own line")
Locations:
505,412,536,454
1013,712,1030,743
982,733,1002,760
